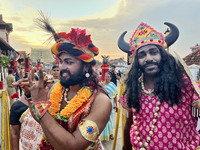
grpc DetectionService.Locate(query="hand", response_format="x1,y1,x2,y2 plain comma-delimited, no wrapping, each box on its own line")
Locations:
12,70,32,95
28,67,49,103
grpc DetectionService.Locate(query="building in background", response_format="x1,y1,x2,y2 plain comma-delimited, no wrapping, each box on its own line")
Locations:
183,46,200,81
0,14,20,80
109,58,129,74
30,48,54,70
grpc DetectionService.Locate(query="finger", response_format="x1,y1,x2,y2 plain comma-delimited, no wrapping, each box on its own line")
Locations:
38,67,44,87
28,73,34,87
31,68,35,81
20,70,23,79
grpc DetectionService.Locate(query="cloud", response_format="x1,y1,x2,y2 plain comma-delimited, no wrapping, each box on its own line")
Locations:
1,0,200,62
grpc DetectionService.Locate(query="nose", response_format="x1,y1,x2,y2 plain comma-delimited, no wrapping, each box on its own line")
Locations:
59,63,68,71
145,53,153,63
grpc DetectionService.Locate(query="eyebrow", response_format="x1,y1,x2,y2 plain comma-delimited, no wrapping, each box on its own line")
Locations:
58,57,73,61
138,47,158,54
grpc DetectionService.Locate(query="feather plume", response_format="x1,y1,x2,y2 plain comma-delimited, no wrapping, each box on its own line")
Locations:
35,10,58,43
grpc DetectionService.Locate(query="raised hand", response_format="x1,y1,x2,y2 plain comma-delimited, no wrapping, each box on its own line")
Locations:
28,67,49,103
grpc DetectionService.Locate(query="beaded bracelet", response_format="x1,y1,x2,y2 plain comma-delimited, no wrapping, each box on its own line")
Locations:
32,101,51,120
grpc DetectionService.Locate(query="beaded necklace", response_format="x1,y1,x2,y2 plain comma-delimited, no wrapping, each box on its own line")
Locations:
140,76,154,95
132,100,161,150
133,76,161,149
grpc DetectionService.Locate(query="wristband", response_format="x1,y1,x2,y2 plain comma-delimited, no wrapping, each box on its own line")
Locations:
24,93,31,99
32,101,51,120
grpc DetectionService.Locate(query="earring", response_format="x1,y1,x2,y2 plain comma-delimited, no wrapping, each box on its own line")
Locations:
85,69,90,78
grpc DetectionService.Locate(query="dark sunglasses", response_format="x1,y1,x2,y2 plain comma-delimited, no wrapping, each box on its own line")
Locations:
53,70,59,71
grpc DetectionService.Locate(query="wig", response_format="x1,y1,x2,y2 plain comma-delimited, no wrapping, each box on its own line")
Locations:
124,45,184,113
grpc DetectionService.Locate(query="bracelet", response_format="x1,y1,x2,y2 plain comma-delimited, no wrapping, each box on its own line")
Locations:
32,101,51,120
24,93,31,98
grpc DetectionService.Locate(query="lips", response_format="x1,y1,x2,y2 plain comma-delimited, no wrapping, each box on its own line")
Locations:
145,64,156,69
62,73,69,78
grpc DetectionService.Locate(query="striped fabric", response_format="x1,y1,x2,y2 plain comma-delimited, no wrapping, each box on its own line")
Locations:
100,82,118,141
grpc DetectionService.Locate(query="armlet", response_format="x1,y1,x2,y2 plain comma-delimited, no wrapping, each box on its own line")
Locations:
78,119,99,142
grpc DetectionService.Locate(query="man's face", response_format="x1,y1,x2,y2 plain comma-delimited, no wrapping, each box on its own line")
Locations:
137,45,161,77
111,67,115,72
15,69,18,74
52,67,60,77
58,53,85,88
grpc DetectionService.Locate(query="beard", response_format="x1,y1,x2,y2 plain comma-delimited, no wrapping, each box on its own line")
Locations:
60,64,85,88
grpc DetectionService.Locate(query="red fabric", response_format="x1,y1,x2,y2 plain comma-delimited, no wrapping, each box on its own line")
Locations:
101,64,109,82
25,60,30,73
10,93,19,99
55,57,59,65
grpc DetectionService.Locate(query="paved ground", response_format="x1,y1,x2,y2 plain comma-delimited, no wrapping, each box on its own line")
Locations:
102,108,123,150
102,81,123,150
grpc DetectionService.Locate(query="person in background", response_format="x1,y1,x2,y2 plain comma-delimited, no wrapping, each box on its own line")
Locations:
10,71,43,150
23,72,29,78
110,65,120,112
6,69,17,107
51,65,60,81
117,70,122,78
43,72,48,79
14,69,22,96
100,72,118,141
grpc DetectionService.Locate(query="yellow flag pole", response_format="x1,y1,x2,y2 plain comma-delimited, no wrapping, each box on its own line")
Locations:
112,79,125,150
112,103,121,150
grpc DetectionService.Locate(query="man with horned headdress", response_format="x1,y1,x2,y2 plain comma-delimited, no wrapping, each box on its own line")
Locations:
14,12,112,150
118,22,200,150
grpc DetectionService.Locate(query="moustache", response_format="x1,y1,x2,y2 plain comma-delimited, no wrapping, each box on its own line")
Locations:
60,70,71,77
142,62,159,69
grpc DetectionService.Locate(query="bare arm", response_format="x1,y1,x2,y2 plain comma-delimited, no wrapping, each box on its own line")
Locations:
11,125,21,150
124,110,133,150
38,93,112,150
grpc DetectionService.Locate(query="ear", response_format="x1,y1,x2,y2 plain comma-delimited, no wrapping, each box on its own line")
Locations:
83,64,90,72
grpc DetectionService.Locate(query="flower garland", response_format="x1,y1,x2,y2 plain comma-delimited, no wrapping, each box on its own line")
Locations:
56,28,92,48
48,81,93,121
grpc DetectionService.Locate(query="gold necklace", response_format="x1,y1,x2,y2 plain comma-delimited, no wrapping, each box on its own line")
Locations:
141,94,157,103
132,100,161,149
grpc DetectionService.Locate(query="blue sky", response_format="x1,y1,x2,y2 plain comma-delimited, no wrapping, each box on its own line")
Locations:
1,0,200,61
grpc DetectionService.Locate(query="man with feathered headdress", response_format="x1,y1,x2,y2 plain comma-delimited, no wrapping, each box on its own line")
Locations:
118,22,200,150
14,12,112,150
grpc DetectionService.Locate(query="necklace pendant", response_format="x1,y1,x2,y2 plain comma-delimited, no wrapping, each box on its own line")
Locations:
140,148,146,150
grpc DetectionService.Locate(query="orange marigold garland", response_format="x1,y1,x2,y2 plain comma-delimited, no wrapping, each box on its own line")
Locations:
48,81,93,122
48,81,63,117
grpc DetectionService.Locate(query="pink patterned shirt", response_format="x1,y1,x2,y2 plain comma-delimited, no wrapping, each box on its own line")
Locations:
122,76,200,150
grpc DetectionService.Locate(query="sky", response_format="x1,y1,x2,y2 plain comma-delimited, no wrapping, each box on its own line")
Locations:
0,0,200,61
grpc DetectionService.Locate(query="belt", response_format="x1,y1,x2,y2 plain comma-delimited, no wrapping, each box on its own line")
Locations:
8,86,13,88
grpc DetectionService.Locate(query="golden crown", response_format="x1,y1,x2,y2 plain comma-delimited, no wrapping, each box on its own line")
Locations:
129,22,167,53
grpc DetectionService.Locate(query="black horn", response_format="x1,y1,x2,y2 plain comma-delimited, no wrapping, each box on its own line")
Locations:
118,31,132,54
164,22,179,48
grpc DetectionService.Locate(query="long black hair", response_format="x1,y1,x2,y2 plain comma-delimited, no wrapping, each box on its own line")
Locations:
80,62,109,97
124,45,184,113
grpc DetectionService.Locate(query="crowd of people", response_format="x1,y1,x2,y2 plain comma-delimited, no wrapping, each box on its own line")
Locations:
3,13,200,150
